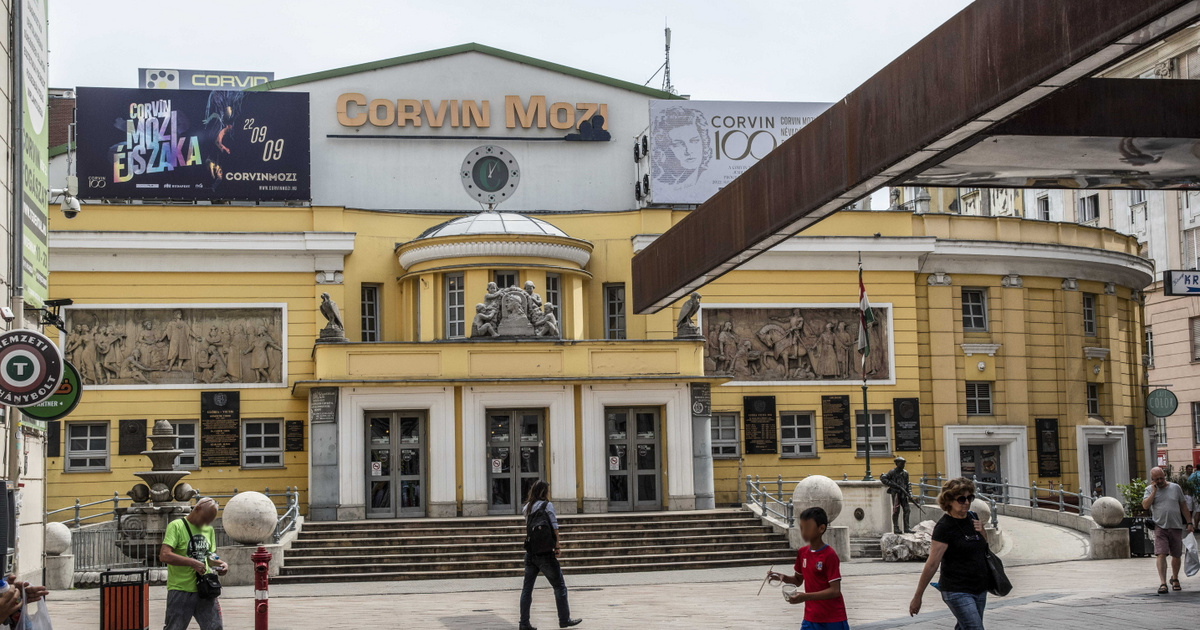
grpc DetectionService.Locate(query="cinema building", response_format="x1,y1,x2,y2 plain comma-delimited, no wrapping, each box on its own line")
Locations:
44,44,1152,522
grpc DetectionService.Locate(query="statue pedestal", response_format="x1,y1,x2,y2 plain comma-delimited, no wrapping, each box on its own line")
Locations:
318,326,348,342
116,503,192,561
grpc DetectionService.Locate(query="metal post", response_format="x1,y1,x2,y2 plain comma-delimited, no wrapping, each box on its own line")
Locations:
1002,478,1009,505
776,475,783,502
745,475,752,505
861,383,873,480
1058,482,1065,512
73,499,80,529
252,545,271,630
1031,482,1037,509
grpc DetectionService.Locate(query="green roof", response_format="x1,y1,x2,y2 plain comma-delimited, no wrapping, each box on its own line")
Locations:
248,42,683,99
49,142,73,157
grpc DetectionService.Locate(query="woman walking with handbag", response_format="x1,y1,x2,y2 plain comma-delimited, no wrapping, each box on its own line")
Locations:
519,481,582,630
908,478,991,629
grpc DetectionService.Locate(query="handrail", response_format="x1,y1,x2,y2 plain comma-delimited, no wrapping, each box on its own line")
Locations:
47,487,301,537
745,475,794,528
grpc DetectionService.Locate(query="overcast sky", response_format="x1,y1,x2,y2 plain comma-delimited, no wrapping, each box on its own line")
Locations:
48,0,971,101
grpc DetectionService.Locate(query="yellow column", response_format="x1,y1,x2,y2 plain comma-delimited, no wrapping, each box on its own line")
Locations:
565,274,586,340
1000,277,1029,427
1101,288,1127,425
927,276,957,474
418,273,437,341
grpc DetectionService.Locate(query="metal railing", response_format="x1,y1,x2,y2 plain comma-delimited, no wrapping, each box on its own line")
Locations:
746,475,795,527
48,487,300,535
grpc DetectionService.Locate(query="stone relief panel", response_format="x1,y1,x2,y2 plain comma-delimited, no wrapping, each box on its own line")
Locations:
64,306,286,387
703,306,890,382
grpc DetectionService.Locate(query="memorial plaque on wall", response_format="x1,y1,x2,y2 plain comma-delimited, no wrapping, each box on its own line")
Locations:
1036,418,1061,478
743,396,777,454
310,388,337,423
690,383,712,416
822,395,852,449
286,420,304,452
893,398,922,451
118,420,146,456
201,391,241,467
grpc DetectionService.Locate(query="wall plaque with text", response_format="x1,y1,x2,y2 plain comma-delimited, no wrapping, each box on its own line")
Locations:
743,396,777,454
286,420,304,452
201,391,241,467
1036,418,1061,478
893,398,922,451
822,395,852,449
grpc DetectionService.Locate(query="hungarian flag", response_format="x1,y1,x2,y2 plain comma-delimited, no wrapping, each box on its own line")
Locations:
858,266,874,358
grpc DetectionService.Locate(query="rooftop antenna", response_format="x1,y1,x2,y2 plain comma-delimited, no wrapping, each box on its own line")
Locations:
662,26,674,95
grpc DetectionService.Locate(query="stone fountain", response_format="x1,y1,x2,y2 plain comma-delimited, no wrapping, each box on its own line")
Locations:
115,419,199,561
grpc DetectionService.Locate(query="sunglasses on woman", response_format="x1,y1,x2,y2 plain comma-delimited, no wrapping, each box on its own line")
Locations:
955,494,976,504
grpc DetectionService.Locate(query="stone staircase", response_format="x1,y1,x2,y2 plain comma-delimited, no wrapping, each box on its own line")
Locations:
274,509,793,583
850,536,882,559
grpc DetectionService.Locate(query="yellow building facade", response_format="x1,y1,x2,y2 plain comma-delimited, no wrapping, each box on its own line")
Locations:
44,46,1153,523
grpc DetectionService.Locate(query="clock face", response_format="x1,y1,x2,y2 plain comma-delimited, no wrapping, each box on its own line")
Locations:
461,146,520,204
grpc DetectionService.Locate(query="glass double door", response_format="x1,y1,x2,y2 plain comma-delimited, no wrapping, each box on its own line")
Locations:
959,445,1003,495
606,407,661,512
367,412,426,518
487,410,545,515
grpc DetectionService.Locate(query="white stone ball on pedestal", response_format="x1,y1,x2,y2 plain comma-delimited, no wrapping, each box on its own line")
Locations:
45,522,71,555
791,475,844,522
970,498,991,525
1091,496,1125,528
222,491,278,545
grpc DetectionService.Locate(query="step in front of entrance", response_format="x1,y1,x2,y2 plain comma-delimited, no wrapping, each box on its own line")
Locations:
275,509,792,584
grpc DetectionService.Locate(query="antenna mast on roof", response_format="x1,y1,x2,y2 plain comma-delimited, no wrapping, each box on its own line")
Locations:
662,26,675,95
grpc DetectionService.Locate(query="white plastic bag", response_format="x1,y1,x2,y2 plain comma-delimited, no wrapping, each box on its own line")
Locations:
19,597,52,630
1184,533,1200,578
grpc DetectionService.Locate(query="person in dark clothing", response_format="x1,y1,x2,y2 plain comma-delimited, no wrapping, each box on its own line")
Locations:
909,477,990,630
519,480,582,630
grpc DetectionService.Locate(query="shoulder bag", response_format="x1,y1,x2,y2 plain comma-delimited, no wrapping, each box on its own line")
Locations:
967,511,1012,597
182,519,222,600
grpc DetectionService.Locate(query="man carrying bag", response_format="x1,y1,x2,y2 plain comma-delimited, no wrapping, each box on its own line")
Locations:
159,497,229,630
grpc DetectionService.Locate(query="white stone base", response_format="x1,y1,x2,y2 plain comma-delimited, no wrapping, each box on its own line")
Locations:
428,501,457,518
45,554,74,591
218,543,284,587
462,500,488,517
790,525,850,562
583,498,607,514
669,494,696,511
1090,527,1131,559
551,497,578,515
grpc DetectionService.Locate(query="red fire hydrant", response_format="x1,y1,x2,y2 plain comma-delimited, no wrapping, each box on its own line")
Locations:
252,545,272,630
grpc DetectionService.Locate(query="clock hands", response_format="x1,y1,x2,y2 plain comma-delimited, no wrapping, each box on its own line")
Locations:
487,162,497,180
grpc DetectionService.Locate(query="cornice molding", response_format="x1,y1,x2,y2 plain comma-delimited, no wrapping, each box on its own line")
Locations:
398,240,591,270
961,343,1001,357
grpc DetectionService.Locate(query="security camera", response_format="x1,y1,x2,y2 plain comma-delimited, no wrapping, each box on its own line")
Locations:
60,195,81,219
0,307,12,323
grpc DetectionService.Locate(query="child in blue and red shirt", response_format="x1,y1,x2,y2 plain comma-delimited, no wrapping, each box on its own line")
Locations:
767,506,849,630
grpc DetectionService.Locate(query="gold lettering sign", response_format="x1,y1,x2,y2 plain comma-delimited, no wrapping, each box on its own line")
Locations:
336,94,606,131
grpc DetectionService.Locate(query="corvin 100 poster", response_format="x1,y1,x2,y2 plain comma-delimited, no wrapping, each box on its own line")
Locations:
76,87,310,201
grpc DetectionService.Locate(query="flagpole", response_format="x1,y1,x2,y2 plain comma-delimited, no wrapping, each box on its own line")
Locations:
859,252,873,481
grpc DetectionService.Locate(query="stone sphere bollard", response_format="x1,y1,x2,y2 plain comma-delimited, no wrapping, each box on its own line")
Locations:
1090,496,1125,527
222,491,278,545
970,498,991,525
791,475,844,522
45,522,71,556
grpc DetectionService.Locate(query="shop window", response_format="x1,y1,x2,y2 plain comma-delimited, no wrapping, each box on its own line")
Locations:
445,274,466,339
360,284,381,342
172,420,198,470
1082,293,1097,336
961,289,988,332
545,273,562,322
711,413,739,458
243,420,283,468
1087,383,1101,418
780,412,816,458
965,382,993,416
605,283,626,340
1077,194,1099,223
66,422,109,472
1036,195,1050,221
854,411,890,456
494,271,518,289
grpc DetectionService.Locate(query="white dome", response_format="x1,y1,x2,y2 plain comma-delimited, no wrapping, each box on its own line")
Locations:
417,212,568,240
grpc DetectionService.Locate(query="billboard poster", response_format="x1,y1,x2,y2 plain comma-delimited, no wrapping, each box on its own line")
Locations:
21,0,50,308
139,68,274,91
648,100,832,205
76,87,310,201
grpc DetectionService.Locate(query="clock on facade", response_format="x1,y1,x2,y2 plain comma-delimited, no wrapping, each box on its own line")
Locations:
461,146,520,205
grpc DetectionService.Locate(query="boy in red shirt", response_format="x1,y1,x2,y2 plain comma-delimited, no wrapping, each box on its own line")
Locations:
767,506,849,630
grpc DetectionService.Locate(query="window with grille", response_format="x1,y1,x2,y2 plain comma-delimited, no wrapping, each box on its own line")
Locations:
1184,228,1200,270
1146,326,1154,368
243,420,283,468
711,414,739,458
172,420,199,469
1130,189,1147,205
445,274,465,338
494,271,518,289
780,412,816,458
1082,293,1097,336
545,273,561,322
1193,403,1200,445
1087,383,1101,417
1036,195,1050,221
1078,194,1099,222
961,289,988,331
605,284,626,340
360,284,380,342
854,411,890,456
966,382,993,415
1158,415,1169,447
1191,317,1200,361
66,423,109,472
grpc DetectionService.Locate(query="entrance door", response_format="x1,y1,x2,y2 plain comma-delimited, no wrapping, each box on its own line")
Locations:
606,407,661,512
487,410,545,515
366,412,426,518
959,446,1003,495
1088,444,1107,498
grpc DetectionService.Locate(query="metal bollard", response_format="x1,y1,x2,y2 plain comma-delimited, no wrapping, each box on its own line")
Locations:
777,475,784,502
253,545,272,630
1058,483,1065,512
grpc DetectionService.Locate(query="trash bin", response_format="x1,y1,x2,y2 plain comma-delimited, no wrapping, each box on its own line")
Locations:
100,568,149,630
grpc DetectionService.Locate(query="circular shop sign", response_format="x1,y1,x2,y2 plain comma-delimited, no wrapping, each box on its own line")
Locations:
23,361,82,421
0,329,64,407
1147,388,1179,418
461,146,520,204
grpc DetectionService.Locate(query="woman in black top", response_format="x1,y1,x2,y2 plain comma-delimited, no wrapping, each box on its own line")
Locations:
909,477,990,630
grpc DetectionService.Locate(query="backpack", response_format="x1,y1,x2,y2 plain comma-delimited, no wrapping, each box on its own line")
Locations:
524,501,557,555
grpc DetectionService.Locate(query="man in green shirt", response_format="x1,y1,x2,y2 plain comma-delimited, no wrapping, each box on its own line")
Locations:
159,497,229,630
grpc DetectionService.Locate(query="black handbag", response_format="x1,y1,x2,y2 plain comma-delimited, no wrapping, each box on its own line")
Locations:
985,550,1012,597
183,520,222,599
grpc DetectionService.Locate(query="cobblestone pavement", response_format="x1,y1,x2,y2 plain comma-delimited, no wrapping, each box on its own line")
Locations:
43,557,1200,629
